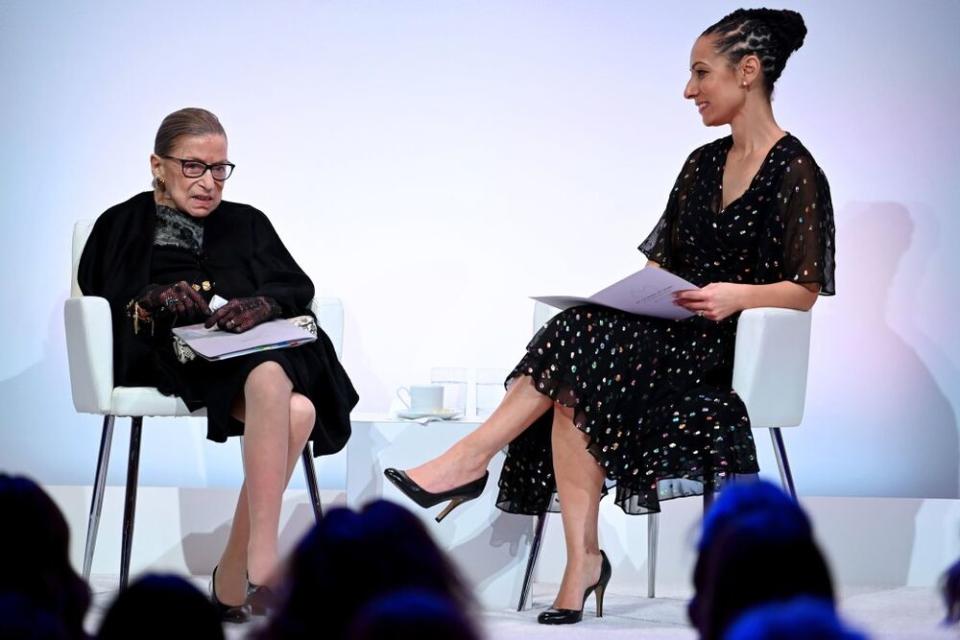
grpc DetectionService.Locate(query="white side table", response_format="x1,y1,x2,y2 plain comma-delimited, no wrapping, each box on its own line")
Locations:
346,412,539,610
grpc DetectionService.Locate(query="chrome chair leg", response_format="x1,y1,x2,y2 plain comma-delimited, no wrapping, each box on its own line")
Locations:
703,456,716,512
647,512,659,598
517,512,548,611
770,428,797,498
703,482,716,511
82,415,115,580
301,446,323,523
119,417,143,591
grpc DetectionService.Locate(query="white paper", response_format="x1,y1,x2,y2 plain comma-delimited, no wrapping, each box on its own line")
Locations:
172,318,316,361
532,268,699,320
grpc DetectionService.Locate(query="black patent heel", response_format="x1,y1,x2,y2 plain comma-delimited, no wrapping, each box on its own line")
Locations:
383,468,489,522
210,565,251,624
537,550,612,625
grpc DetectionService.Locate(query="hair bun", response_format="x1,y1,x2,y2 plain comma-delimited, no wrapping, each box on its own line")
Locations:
755,8,807,53
701,8,808,95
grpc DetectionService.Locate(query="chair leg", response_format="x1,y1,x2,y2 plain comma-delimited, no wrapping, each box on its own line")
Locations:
82,415,115,580
301,446,323,523
119,417,143,591
703,483,716,511
647,512,659,598
770,428,797,498
517,512,548,611
702,453,717,512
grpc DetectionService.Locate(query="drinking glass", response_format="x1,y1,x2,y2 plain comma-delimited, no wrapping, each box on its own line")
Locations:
475,368,508,418
430,367,468,416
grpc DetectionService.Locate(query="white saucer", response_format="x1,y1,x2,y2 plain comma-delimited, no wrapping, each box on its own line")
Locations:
396,408,462,420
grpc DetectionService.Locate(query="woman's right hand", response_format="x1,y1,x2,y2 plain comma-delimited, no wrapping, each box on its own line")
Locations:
137,281,211,320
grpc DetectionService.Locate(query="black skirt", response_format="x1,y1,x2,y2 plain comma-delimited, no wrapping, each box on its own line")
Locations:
496,305,759,515
153,327,356,456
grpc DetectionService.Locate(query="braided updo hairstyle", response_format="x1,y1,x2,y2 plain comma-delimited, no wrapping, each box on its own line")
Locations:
702,8,807,97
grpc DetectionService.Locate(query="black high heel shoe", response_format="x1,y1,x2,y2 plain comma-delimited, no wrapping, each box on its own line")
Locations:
383,468,489,522
537,550,612,625
210,565,251,623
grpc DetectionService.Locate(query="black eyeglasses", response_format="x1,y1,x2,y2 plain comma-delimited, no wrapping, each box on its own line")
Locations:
162,155,236,181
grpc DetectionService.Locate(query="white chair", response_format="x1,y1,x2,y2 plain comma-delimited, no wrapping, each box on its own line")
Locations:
516,303,812,609
64,220,345,589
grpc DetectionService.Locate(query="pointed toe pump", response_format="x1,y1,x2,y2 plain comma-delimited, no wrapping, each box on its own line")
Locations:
210,565,251,624
537,550,612,625
383,468,489,522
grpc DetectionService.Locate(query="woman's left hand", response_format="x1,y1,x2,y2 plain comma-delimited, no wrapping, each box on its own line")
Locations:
674,283,746,321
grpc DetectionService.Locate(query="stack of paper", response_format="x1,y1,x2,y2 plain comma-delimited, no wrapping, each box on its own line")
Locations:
172,319,316,361
532,268,698,320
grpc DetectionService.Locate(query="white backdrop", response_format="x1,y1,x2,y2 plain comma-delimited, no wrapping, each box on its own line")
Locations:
1,1,958,498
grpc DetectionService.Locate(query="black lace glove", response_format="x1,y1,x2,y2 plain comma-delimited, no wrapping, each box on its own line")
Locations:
136,281,211,322
204,296,282,333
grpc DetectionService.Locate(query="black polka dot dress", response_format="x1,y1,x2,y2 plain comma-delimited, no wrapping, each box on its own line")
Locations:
497,134,836,515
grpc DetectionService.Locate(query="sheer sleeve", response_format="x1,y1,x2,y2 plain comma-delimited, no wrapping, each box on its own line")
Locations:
248,209,316,316
639,149,701,268
758,155,836,295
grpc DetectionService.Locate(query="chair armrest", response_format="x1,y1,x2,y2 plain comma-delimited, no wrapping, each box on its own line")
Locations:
64,296,114,414
310,297,344,359
731,307,812,428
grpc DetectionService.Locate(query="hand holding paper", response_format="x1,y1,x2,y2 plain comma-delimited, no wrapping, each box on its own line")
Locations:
532,268,699,320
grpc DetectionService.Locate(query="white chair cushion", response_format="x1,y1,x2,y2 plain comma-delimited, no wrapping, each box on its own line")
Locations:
110,387,206,418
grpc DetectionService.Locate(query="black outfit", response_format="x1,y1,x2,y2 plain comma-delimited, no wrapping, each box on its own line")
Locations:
78,192,358,455
497,134,835,515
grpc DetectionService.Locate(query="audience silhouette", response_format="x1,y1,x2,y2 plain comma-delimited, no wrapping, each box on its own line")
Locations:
0,474,90,640
97,573,224,639
689,480,836,640
724,596,867,640
941,556,960,625
260,499,477,639
345,588,481,640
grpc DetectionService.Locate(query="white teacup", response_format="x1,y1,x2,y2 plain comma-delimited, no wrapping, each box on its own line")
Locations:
397,384,444,414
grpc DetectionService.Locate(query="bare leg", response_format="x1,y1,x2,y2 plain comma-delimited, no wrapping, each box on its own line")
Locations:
406,375,552,493
550,403,605,610
214,366,315,604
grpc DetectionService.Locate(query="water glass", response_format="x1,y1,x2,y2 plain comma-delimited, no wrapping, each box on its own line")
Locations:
430,367,468,415
475,368,508,418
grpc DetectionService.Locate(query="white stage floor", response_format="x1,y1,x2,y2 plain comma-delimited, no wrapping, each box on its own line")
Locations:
85,576,950,639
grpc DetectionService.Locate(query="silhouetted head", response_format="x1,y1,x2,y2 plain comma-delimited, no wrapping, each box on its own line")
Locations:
689,481,835,640
97,573,223,640
0,474,90,639
0,592,70,640
699,479,811,553
724,596,867,640
941,556,960,625
345,588,481,640
263,500,473,640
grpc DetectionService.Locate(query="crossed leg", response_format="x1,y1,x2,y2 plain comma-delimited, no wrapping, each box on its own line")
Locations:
214,361,315,605
406,375,552,493
406,375,605,612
